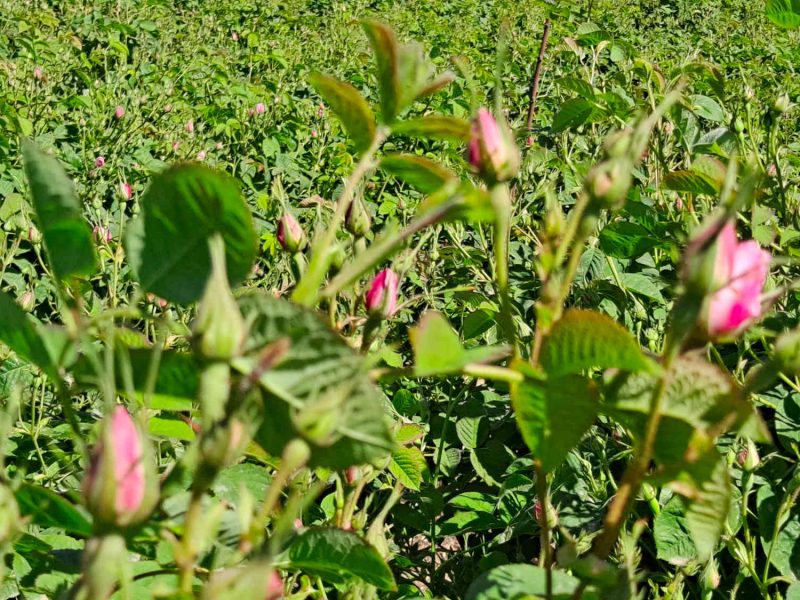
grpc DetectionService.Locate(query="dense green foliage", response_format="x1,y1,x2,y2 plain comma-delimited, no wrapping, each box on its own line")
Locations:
1,0,800,599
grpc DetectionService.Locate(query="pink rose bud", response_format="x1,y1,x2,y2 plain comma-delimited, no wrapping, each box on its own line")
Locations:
311,129,318,138
33,66,44,81
83,406,157,529
20,290,35,312
767,164,777,177
95,156,105,168
293,518,304,530
216,142,223,150
163,104,172,113
255,103,266,115
345,466,360,485
120,182,132,200
93,225,112,243
276,213,306,253
703,223,771,339
27,227,42,244
266,571,283,600
231,31,239,42
468,108,520,184
185,119,194,133
114,106,125,119
365,269,399,318
172,141,180,152
196,150,207,161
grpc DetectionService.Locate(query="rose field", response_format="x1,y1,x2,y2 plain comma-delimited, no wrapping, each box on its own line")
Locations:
1,0,800,598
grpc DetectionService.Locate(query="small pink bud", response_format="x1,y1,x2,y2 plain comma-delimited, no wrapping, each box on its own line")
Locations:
767,164,777,177
20,290,35,312
311,129,318,138
185,119,194,133
196,150,207,161
702,223,771,339
27,227,41,244
114,106,125,119
468,108,520,184
216,142,223,150
95,156,105,168
345,466,360,485
83,406,157,528
266,572,282,600
163,104,172,113
33,66,44,81
255,103,266,115
277,213,306,253
93,225,112,244
172,141,180,152
293,518,304,530
526,135,534,147
120,182,132,200
365,269,399,318
231,31,239,42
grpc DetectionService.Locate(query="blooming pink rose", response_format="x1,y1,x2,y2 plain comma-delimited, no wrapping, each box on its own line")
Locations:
255,102,266,115
95,156,105,168
706,223,770,338
365,269,399,318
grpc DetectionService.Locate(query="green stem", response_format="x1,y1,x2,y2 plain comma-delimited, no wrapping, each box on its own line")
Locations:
535,463,553,600
292,132,386,306
491,184,517,356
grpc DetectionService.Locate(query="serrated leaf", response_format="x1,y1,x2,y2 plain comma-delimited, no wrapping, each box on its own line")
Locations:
125,164,256,304
620,273,664,302
540,309,656,377
15,484,92,537
390,445,426,490
308,72,376,153
599,221,661,259
285,527,396,590
556,77,596,100
149,415,196,440
512,374,599,472
21,140,97,281
766,0,800,29
688,94,725,123
455,416,485,449
663,170,719,195
234,293,393,470
552,98,594,133
391,116,471,141
360,20,401,123
380,154,456,194
654,496,697,566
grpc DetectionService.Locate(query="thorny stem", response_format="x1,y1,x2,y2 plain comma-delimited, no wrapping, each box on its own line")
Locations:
525,19,551,130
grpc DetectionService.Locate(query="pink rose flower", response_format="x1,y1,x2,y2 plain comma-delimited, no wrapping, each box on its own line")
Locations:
276,213,306,253
468,108,520,184
196,150,207,161
255,102,266,115
95,156,105,168
83,406,157,528
365,269,399,318
705,223,770,338
33,66,44,81
114,106,125,119
120,182,132,200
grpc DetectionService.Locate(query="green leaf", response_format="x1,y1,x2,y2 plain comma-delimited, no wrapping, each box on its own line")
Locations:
234,293,393,470
380,154,456,194
0,291,56,380
455,416,485,449
285,527,396,590
540,309,656,377
15,483,92,537
556,77,596,100
21,140,97,281
125,164,256,304
360,20,401,123
688,94,725,123
148,415,196,441
663,170,719,196
552,98,594,133
212,463,271,507
466,564,596,600
766,0,800,28
757,484,800,579
599,221,661,259
410,312,505,377
512,374,599,472
620,273,664,303
308,72,376,153
389,445,426,490
391,116,471,142
654,496,697,566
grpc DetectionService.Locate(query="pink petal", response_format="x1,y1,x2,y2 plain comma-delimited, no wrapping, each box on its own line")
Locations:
712,222,738,285
111,407,145,514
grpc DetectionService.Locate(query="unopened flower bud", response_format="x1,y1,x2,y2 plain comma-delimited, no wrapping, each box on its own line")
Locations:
114,106,125,120
702,558,720,591
120,182,132,200
345,197,371,238
255,103,266,115
186,119,194,133
95,156,105,168
365,268,399,318
27,226,41,244
773,94,791,114
468,108,520,184
345,466,360,485
202,562,283,600
277,213,306,253
33,66,44,81
83,406,158,529
20,289,35,312
197,150,207,161
585,158,632,209
193,236,247,361
93,225,112,244
737,439,760,472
